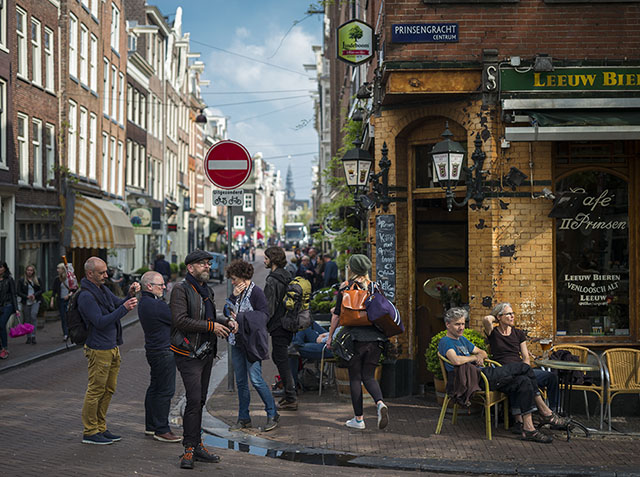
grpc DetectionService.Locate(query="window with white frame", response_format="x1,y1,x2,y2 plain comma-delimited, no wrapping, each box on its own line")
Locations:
68,101,77,173
89,34,97,92
78,108,87,177
132,142,139,186
17,114,29,183
111,66,117,119
79,24,88,86
69,13,78,79
103,59,109,115
127,84,132,121
140,93,146,128
117,141,124,196
243,193,254,212
110,136,116,194
0,80,5,168
233,216,245,229
111,4,120,53
132,88,138,124
118,73,124,124
17,8,28,78
102,132,108,189
89,113,97,179
31,18,42,86
126,139,132,185
44,28,54,91
32,119,42,186
140,146,146,190
90,0,98,18
0,0,6,50
45,124,54,185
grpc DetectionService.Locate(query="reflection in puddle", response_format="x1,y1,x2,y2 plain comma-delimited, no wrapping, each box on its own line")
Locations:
203,434,357,466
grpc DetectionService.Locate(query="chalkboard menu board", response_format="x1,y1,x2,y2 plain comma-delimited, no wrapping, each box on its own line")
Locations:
376,214,396,303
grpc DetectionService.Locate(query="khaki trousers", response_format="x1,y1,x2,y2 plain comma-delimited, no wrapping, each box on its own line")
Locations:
81,346,121,436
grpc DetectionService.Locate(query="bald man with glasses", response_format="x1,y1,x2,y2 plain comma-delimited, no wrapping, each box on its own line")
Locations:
138,271,181,443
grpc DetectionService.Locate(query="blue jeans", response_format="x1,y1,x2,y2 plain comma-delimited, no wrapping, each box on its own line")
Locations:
59,298,69,336
231,344,276,421
534,367,559,411
0,303,15,348
144,350,176,434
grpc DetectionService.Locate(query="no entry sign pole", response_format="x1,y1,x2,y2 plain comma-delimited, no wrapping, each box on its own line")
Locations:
203,140,253,392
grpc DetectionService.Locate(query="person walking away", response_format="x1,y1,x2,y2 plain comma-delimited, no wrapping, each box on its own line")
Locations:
327,254,389,430
0,262,18,359
322,253,339,288
51,263,73,340
153,254,172,284
17,265,43,344
79,257,140,445
138,271,182,443
225,260,279,432
264,246,298,410
170,249,231,469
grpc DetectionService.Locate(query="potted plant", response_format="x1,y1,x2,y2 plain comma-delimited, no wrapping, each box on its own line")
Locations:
309,287,337,322
425,328,489,403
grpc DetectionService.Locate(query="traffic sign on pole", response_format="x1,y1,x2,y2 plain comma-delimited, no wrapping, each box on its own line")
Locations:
204,140,252,190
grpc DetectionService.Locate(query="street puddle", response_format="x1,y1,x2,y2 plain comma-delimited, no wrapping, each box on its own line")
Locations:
203,433,357,466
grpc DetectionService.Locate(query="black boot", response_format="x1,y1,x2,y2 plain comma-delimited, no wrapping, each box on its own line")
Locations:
180,446,195,469
194,442,220,463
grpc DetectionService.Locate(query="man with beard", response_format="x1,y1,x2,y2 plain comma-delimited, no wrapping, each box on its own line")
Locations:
263,246,297,410
170,250,233,469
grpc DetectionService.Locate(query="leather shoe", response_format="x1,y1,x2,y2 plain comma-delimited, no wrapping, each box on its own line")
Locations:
194,442,221,463
228,419,252,431
154,431,182,443
277,399,298,411
261,414,279,432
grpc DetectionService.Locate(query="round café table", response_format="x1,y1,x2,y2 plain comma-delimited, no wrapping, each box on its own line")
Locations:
534,358,599,440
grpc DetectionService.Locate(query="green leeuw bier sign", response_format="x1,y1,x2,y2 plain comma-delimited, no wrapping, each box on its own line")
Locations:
501,67,640,92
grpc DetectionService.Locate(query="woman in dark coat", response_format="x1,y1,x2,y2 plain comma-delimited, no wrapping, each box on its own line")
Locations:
224,260,279,432
0,261,18,359
51,263,73,340
327,254,389,430
17,264,43,344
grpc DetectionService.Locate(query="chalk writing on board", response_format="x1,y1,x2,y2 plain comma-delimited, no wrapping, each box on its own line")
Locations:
376,215,396,303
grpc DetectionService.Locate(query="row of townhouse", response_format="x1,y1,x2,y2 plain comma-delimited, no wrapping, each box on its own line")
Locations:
0,0,224,287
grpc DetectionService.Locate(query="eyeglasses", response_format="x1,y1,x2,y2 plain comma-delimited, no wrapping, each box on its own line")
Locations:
499,312,515,316
150,283,165,287
194,261,211,267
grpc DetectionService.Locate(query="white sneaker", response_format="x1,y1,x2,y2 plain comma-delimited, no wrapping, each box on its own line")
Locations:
345,417,365,429
377,402,389,430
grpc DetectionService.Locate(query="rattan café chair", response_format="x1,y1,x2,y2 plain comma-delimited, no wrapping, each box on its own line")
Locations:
550,344,606,430
602,348,640,432
435,353,509,440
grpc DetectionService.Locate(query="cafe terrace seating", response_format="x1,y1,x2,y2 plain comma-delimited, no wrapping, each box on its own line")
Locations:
549,344,607,430
602,348,640,432
435,353,509,440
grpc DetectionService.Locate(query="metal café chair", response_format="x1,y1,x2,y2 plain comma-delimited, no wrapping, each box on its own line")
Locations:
549,344,607,430
318,344,337,396
602,348,640,432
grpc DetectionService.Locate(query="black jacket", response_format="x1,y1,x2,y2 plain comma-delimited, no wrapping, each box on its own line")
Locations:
230,285,270,363
169,277,227,358
0,274,17,310
17,277,43,304
264,267,290,333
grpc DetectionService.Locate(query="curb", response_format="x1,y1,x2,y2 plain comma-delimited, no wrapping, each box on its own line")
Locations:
0,316,139,375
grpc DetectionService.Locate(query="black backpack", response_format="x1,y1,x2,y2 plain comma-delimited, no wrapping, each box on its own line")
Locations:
66,289,90,345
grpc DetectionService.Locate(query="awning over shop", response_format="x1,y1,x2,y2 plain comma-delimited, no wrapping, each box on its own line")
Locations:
70,197,135,249
503,98,640,141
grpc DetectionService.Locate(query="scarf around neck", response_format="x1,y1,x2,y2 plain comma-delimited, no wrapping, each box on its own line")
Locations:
186,273,215,320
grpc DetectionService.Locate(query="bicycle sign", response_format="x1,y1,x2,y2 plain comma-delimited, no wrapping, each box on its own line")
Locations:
212,189,244,207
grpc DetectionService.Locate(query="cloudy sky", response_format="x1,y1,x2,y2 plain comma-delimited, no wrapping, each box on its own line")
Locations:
152,0,323,200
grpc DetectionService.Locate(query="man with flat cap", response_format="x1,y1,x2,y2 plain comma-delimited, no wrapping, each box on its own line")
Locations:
170,250,234,469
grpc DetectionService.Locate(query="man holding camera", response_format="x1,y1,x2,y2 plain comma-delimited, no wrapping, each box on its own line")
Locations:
170,250,233,469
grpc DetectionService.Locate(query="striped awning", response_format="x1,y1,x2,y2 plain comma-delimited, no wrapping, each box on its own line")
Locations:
70,197,135,249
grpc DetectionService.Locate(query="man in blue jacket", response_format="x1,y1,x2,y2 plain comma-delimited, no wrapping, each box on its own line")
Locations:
138,271,181,443
79,257,140,445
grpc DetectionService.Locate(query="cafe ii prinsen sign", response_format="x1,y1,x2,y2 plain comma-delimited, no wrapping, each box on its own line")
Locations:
501,67,640,92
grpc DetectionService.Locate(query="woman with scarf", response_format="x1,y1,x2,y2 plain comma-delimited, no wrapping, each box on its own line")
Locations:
51,263,73,340
17,264,43,344
326,254,390,431
224,259,279,433
0,261,18,359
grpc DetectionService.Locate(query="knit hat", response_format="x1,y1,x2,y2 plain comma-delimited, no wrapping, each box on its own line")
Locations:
185,249,213,265
348,254,372,276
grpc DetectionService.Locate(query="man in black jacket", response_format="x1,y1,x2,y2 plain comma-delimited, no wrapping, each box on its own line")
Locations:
138,271,181,443
263,246,297,410
170,250,233,469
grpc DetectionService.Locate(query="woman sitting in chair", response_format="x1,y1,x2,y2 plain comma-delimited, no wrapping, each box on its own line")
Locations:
482,302,567,435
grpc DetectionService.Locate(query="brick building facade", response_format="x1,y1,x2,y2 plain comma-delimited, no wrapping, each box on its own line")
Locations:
326,0,640,395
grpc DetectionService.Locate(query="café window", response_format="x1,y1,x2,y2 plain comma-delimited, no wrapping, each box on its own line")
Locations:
554,170,629,338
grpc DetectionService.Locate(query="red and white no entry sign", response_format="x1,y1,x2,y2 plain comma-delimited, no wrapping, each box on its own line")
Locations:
203,140,252,190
